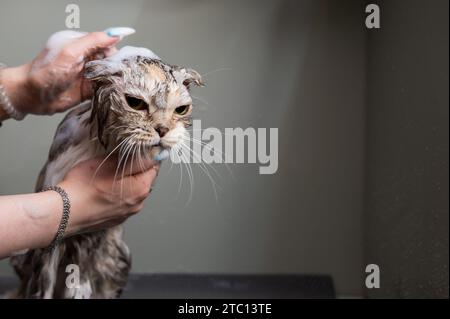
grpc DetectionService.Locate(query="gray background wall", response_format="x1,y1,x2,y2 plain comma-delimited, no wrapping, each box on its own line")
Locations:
0,0,448,298
0,0,366,296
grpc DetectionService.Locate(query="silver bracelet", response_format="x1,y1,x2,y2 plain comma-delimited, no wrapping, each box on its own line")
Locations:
40,186,71,252
0,63,26,122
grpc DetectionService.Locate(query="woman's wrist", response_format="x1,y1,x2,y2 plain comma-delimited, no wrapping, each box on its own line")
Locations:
0,104,9,121
0,64,33,119
57,179,111,237
20,191,63,249
57,180,83,237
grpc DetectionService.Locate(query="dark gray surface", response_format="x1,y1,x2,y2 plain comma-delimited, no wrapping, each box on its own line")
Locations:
0,274,334,299
364,0,449,298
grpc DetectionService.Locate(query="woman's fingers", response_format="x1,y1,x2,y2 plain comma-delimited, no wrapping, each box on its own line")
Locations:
103,46,119,58
62,152,160,234
81,77,94,100
124,157,157,176
68,32,120,60
85,154,159,192
79,44,118,100
84,154,156,178
77,154,159,202
123,167,159,201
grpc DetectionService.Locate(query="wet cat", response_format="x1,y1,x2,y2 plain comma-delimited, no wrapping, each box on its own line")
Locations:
10,46,203,298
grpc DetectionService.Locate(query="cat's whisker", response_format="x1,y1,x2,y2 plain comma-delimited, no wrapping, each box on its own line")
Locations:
138,141,146,173
179,144,194,206
188,136,234,175
179,142,219,203
184,142,224,183
180,132,224,182
184,136,234,180
176,147,184,200
186,129,236,137
113,136,135,193
167,149,175,174
129,142,137,177
168,143,184,200
200,67,232,78
184,143,221,189
173,139,193,204
120,141,135,199
182,135,223,183
91,136,131,184
110,125,129,133
141,143,151,163
187,136,228,158
139,142,147,172
191,95,209,106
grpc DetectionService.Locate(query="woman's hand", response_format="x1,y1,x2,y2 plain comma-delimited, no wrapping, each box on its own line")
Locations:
1,31,120,116
58,156,159,236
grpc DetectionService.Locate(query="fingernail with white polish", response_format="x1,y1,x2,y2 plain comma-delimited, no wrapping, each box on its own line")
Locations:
104,27,136,38
154,149,169,162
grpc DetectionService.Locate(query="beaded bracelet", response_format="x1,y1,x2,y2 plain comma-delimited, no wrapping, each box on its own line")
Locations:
0,63,26,126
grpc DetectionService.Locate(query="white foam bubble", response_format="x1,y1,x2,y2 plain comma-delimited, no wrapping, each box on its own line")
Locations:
109,46,160,62
44,30,87,63
88,46,161,75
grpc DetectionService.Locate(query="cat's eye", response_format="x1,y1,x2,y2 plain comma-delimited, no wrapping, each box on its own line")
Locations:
174,105,190,116
125,95,148,111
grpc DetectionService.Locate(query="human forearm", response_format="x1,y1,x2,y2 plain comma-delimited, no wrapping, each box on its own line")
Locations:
0,158,158,259
0,191,61,258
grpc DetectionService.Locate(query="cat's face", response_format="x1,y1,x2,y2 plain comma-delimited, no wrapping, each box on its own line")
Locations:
84,47,203,160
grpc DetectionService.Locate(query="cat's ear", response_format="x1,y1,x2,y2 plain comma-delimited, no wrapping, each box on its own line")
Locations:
179,68,204,88
84,59,122,80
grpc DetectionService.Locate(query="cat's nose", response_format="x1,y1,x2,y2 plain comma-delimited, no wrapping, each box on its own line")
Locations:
155,125,169,138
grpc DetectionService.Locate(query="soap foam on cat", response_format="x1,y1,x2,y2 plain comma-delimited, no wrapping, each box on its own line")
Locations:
109,46,160,62
90,46,161,75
